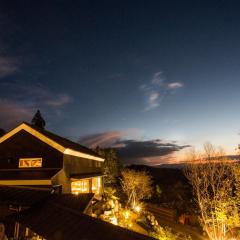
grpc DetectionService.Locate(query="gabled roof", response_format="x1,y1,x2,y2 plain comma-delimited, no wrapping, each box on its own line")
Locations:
0,123,104,162
49,193,94,213
70,172,103,179
7,200,153,240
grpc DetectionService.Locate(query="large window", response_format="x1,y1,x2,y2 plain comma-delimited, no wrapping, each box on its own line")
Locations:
71,179,90,195
71,177,102,195
92,177,102,194
19,158,42,168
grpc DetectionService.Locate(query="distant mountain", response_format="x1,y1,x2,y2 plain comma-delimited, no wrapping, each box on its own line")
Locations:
157,163,185,169
127,164,195,213
226,155,240,160
155,155,240,169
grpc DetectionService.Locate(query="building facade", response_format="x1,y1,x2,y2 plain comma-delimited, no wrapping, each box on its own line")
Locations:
0,123,104,195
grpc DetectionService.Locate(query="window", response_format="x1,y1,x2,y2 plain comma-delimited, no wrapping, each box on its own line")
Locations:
19,158,42,168
71,179,90,195
92,177,102,194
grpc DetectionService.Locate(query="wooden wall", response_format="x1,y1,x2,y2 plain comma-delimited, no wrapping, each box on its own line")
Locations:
0,130,63,169
63,154,103,177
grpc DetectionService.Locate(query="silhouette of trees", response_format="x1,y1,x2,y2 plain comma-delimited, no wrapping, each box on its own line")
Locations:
95,147,122,185
31,110,46,129
0,128,5,137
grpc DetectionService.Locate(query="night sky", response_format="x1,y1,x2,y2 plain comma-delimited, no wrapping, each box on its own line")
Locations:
1,0,240,165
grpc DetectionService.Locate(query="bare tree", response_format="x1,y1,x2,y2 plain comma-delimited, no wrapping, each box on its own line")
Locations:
184,143,240,240
121,169,153,208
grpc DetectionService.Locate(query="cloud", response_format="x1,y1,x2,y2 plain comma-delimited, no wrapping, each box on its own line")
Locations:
79,131,127,148
146,91,161,110
0,81,72,108
79,130,190,165
149,92,160,103
0,57,19,78
115,139,190,165
0,81,73,129
0,100,33,129
44,94,72,107
79,129,139,148
140,72,184,111
151,71,164,86
167,82,184,89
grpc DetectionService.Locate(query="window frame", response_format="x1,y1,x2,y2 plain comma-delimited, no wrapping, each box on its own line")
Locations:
18,158,43,168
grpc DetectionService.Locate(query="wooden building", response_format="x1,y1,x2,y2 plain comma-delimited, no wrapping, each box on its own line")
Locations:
0,122,104,195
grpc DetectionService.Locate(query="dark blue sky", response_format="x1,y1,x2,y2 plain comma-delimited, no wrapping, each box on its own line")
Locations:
1,0,240,164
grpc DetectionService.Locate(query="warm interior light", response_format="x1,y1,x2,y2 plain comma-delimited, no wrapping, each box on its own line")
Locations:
71,179,89,194
19,158,42,168
91,177,101,194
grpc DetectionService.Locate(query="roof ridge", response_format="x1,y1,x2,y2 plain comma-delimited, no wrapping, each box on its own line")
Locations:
24,122,101,156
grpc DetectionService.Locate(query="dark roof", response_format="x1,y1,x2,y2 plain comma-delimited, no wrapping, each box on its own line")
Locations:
0,185,94,212
49,193,94,213
70,172,103,179
0,169,60,180
23,122,102,159
7,201,153,240
0,185,52,206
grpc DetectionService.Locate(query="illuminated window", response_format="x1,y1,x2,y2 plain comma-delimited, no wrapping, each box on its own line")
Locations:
19,158,42,168
92,177,102,194
71,179,90,195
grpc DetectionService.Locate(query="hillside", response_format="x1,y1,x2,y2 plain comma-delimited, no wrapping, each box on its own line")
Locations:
127,165,196,214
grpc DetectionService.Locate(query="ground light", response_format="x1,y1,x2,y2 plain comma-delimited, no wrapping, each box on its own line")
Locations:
123,210,130,219
134,205,141,213
109,216,118,225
